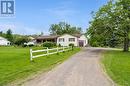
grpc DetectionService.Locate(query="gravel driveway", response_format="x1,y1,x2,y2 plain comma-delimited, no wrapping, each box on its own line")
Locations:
22,47,114,86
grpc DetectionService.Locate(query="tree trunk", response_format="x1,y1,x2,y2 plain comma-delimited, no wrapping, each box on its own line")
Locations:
123,37,129,52
123,30,129,52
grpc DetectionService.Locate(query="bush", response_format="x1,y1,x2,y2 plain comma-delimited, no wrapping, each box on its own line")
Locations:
69,43,74,50
42,42,56,48
14,37,30,46
69,43,74,47
28,44,34,47
22,44,27,47
53,42,57,47
58,44,61,47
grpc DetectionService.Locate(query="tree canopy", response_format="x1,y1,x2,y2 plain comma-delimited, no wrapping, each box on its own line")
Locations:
87,0,130,51
49,22,82,35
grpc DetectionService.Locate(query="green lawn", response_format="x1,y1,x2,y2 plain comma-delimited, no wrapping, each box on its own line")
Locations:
102,50,130,86
0,46,80,86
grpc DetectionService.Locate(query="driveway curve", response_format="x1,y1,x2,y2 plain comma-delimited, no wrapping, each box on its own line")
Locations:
23,47,114,86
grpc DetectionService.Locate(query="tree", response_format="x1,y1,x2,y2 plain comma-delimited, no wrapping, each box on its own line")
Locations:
87,0,130,52
0,31,6,38
6,29,13,43
0,31,3,36
49,22,82,35
14,37,30,46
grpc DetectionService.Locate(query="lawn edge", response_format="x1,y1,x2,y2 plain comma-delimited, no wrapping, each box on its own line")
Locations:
99,51,117,86
101,50,130,86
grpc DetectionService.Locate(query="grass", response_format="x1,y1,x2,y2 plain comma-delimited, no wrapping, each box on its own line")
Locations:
0,46,80,86
102,50,130,86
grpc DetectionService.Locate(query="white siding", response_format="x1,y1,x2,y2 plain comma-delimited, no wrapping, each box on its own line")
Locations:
78,35,88,46
0,37,10,45
57,34,78,46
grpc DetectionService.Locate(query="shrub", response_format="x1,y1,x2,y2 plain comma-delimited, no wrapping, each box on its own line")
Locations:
58,44,61,47
42,42,56,48
69,43,74,47
53,42,57,47
14,37,30,46
22,44,27,47
28,44,34,47
69,43,74,50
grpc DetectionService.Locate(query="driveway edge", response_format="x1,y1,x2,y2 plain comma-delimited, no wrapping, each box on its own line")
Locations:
99,52,117,86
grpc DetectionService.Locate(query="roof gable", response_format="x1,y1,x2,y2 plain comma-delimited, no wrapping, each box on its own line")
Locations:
0,37,7,40
36,35,59,40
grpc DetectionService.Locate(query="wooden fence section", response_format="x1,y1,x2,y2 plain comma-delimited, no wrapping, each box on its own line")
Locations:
30,46,72,61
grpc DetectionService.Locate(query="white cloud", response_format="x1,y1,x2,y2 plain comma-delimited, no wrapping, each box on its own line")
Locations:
0,23,41,35
0,24,16,34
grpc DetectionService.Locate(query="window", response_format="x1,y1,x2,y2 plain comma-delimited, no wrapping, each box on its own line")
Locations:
59,38,64,42
69,38,75,42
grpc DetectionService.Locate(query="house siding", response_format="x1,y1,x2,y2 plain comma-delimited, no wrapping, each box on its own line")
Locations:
0,37,10,45
57,34,78,46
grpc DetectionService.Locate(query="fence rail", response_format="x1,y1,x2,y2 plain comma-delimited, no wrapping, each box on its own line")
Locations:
30,46,72,61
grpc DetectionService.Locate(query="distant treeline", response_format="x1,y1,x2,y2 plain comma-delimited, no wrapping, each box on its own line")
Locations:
0,22,84,46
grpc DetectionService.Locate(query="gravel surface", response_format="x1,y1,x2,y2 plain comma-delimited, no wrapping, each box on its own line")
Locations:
22,47,114,86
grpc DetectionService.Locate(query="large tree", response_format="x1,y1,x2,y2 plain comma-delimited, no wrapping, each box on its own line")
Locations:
49,22,82,35
87,0,130,51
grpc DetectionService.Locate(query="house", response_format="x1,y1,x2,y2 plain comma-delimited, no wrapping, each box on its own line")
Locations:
36,34,88,47
36,35,59,43
28,36,37,44
24,36,37,46
57,34,88,47
0,37,10,46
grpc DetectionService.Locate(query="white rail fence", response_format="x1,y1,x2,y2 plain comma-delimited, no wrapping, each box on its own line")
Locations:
30,46,72,61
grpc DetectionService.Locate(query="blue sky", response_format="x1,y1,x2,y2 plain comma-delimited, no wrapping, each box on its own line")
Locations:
0,0,107,35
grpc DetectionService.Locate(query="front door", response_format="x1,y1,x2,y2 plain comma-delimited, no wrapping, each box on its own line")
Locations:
79,40,84,47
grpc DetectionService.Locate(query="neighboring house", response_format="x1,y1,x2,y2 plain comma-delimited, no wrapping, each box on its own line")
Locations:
36,34,88,47
24,37,37,46
28,36,36,44
0,37,10,46
36,35,59,43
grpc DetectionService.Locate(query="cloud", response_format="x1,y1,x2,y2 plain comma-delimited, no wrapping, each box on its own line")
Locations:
0,24,16,33
0,23,41,35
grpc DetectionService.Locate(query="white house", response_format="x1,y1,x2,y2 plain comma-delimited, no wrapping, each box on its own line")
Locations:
57,34,88,47
36,34,88,47
0,37,10,46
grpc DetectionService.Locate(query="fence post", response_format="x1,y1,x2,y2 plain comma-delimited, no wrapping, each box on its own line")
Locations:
30,49,33,61
63,46,65,52
57,47,58,53
47,47,49,55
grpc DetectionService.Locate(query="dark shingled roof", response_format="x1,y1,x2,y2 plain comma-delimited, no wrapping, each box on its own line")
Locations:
36,35,59,40
36,34,84,40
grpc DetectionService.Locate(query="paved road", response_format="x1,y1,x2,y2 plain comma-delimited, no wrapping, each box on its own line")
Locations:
23,47,114,86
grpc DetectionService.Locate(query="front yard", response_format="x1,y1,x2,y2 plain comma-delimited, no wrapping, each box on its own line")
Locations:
102,50,130,86
0,47,80,86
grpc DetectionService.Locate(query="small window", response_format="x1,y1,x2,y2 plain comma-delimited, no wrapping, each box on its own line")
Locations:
59,38,64,42
69,38,75,42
